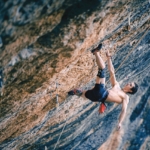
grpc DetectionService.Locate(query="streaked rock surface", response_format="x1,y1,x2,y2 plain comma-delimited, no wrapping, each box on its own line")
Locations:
0,0,150,150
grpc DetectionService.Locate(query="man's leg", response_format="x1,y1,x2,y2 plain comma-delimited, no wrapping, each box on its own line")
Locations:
68,43,106,98
81,50,106,99
94,51,105,84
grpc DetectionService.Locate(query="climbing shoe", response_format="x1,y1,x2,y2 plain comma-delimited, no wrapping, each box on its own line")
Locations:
68,89,82,96
91,43,102,54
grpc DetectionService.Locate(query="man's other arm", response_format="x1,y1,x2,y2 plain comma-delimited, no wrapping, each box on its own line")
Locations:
106,51,118,87
118,95,129,130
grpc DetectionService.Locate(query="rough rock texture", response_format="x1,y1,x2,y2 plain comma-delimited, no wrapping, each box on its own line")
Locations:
0,0,150,150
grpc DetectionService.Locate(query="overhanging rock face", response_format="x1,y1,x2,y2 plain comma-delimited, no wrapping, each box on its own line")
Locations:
0,0,150,150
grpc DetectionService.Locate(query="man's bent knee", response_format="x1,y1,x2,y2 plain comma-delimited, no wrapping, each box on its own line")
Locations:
97,68,105,78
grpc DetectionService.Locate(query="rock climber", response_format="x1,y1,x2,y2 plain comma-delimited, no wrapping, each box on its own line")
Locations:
68,43,138,130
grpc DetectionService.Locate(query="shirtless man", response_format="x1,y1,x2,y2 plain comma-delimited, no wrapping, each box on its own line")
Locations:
68,43,138,129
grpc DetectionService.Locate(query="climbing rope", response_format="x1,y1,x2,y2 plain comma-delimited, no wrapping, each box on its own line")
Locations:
106,26,149,85
53,96,70,150
115,27,149,73
123,63,150,81
55,80,60,108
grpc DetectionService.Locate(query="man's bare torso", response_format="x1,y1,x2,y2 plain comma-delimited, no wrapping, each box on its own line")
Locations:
106,84,127,104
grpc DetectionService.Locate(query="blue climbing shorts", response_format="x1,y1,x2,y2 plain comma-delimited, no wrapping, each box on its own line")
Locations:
85,83,108,102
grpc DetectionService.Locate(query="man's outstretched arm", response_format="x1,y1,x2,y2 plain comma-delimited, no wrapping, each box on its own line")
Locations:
106,51,118,87
118,95,129,130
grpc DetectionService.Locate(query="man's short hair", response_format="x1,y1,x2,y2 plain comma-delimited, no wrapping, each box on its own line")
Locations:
128,82,138,94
